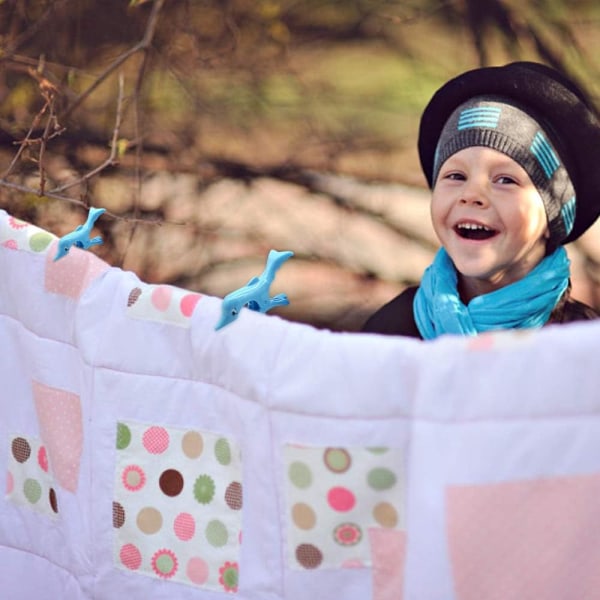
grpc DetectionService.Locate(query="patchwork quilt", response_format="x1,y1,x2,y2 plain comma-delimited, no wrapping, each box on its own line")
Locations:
1,209,600,599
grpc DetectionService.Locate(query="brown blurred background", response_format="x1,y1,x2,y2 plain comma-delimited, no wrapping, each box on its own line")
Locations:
2,0,600,330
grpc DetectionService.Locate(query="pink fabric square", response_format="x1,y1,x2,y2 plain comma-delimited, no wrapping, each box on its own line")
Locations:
368,528,406,600
45,240,109,299
32,381,83,493
446,474,600,600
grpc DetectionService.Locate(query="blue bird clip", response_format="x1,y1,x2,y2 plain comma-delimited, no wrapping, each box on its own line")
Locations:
54,207,106,261
215,249,294,330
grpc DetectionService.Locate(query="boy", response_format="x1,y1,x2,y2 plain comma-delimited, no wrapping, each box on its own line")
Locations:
362,61,600,339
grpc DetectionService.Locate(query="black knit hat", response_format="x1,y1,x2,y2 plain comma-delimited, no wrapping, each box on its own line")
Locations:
418,61,600,246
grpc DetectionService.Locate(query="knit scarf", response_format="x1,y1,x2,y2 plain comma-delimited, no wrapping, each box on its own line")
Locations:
413,247,570,340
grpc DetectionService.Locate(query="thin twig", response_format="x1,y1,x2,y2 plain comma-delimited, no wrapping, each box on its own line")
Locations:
37,77,61,196
1,81,52,178
116,0,166,267
49,73,126,194
0,178,189,227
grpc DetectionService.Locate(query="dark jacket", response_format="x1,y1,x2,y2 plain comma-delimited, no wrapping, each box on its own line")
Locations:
361,285,599,338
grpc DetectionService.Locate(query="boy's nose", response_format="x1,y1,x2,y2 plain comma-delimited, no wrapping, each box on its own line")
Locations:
459,179,489,207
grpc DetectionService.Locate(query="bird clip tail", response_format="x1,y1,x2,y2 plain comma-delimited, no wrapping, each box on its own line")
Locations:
86,207,107,227
265,249,294,272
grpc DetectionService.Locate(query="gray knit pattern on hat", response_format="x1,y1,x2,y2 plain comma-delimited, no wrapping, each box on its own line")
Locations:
433,96,576,246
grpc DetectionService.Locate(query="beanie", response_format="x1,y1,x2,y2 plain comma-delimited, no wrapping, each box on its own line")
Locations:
418,61,600,246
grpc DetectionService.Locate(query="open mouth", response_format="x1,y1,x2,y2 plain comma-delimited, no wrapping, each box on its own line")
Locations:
454,222,498,241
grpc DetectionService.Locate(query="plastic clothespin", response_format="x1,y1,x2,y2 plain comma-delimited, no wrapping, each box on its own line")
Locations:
215,249,294,330
54,207,106,261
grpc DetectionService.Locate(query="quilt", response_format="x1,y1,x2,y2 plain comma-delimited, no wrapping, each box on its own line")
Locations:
1,209,600,599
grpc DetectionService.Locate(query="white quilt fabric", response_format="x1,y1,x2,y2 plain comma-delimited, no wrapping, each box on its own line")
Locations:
1,209,600,600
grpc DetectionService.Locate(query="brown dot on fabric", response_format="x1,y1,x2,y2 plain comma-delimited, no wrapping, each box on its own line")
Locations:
159,469,184,497
127,287,142,307
295,543,323,569
224,481,243,510
113,501,125,528
12,437,31,463
49,488,59,513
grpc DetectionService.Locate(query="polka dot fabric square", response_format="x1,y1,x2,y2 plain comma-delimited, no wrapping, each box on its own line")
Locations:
44,240,109,300
7,435,59,518
113,421,243,592
32,381,83,494
446,475,600,600
284,445,406,570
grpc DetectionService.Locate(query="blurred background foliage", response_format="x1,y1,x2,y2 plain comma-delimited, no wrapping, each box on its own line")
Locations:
2,0,600,329
2,0,599,182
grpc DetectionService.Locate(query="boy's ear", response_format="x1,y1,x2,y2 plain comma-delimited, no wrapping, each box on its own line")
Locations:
543,226,551,240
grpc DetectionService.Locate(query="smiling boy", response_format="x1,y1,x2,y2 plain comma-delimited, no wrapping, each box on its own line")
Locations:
362,62,600,339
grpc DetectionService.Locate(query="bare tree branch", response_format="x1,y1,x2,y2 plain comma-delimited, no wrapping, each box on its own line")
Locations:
0,0,168,230
59,0,165,121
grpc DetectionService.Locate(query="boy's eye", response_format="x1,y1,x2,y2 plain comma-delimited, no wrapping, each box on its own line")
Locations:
444,172,465,181
496,175,517,185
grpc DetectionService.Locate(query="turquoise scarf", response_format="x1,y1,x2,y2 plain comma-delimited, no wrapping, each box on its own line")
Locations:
414,247,570,340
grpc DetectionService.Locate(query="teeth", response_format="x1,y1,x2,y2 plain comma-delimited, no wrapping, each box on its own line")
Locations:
457,223,492,231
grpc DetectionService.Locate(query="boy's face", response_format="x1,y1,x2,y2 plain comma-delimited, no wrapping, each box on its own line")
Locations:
431,146,549,300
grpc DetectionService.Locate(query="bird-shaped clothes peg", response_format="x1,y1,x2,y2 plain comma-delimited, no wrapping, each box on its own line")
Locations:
54,207,106,261
215,249,294,330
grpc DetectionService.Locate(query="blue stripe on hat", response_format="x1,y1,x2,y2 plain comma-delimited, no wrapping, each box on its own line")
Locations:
457,106,501,130
561,196,576,235
530,132,560,178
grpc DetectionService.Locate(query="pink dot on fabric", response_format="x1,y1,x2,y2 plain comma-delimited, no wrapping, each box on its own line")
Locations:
143,426,170,454
180,293,201,317
6,471,14,495
38,446,49,472
120,543,142,570
2,239,18,250
187,557,209,585
151,286,172,312
342,558,365,569
174,512,196,541
468,332,495,352
327,486,356,512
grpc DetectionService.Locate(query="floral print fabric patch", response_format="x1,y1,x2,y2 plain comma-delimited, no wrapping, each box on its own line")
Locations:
113,421,243,592
284,445,406,570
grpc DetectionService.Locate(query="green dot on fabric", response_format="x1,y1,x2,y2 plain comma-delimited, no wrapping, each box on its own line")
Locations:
116,423,132,450
367,467,397,490
324,448,351,473
221,564,238,588
289,461,312,489
193,474,215,504
156,554,175,574
29,232,53,252
205,519,228,547
214,438,232,465
367,447,389,455
24,478,42,503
